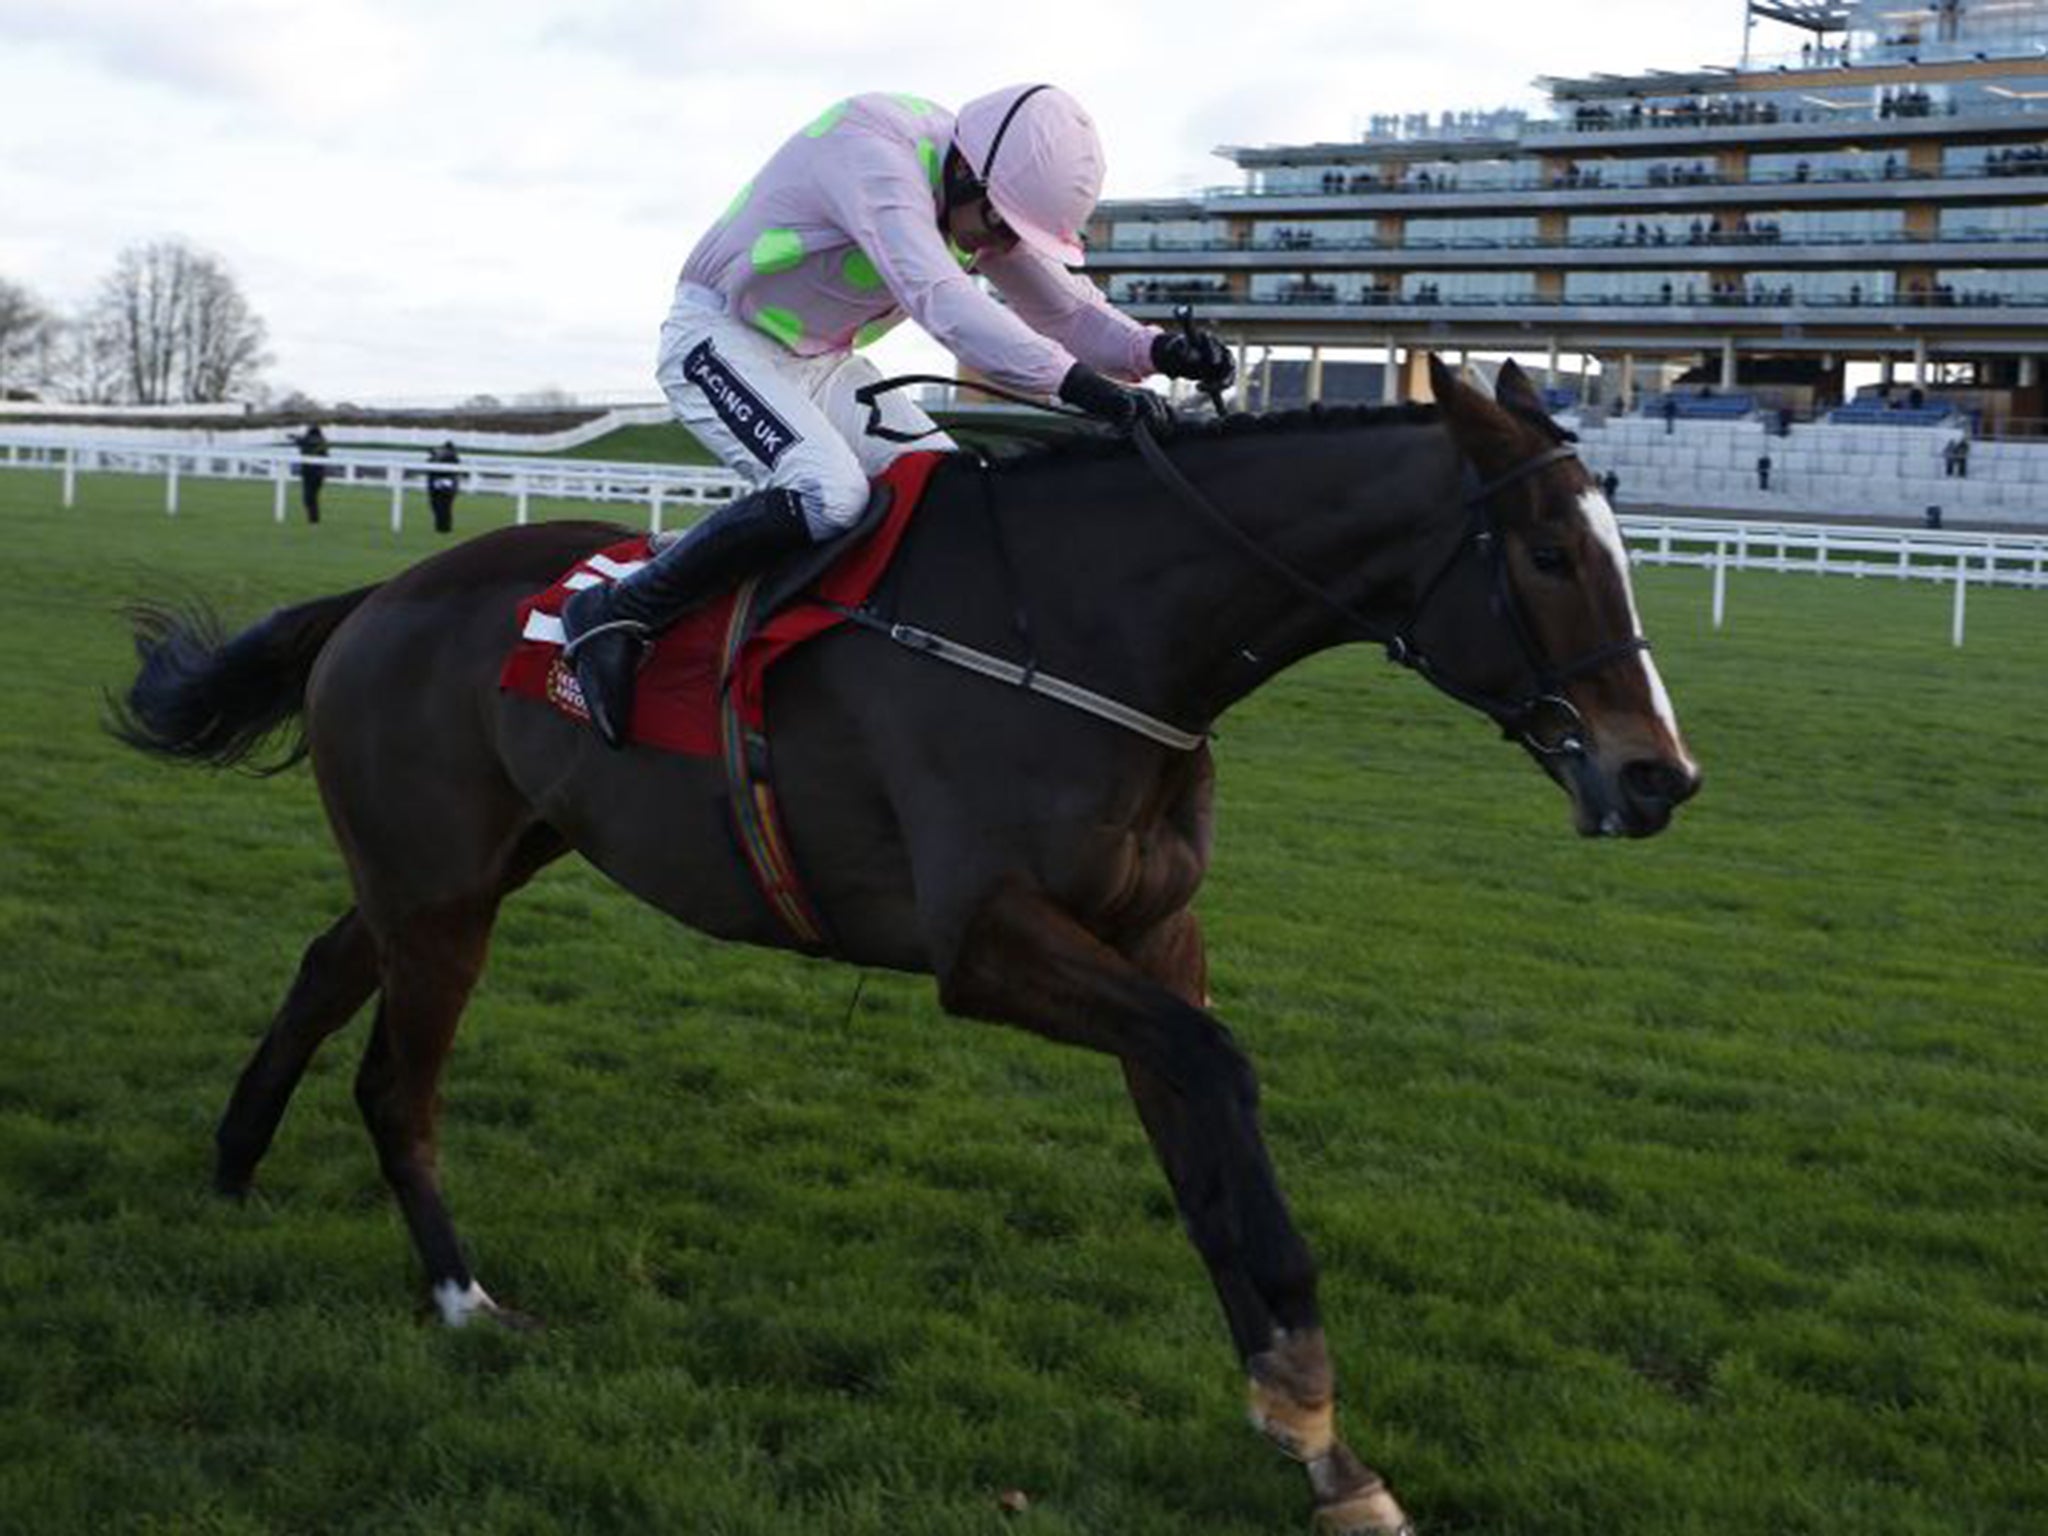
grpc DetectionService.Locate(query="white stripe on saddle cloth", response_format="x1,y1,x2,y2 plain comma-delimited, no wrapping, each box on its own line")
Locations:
520,551,650,646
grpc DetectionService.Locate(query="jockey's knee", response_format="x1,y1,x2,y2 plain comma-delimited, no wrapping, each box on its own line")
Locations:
786,469,870,541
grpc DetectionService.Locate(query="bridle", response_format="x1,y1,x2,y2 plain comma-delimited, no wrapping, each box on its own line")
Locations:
1128,428,1650,758
851,374,1651,757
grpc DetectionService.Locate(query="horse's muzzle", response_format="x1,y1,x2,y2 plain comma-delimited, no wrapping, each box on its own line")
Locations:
1609,756,1702,837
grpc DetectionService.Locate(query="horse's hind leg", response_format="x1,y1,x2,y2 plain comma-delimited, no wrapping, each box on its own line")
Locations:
351,895,513,1327
216,908,380,1196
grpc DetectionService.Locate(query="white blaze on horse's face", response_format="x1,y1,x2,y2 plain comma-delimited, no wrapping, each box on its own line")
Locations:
1576,489,1682,742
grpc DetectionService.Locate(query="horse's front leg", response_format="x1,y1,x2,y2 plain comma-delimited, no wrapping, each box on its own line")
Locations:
943,886,1414,1535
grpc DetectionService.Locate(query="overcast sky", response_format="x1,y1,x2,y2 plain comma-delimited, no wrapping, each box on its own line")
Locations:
0,1,1787,403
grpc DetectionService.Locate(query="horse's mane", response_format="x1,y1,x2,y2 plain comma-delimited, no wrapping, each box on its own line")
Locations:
958,402,1443,473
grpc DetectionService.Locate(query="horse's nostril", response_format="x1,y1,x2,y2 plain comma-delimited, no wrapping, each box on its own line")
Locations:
1622,758,1700,808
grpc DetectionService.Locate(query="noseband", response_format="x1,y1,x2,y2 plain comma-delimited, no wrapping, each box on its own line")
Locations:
1128,428,1650,758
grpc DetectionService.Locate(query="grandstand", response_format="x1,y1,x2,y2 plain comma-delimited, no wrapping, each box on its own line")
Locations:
1089,0,2048,521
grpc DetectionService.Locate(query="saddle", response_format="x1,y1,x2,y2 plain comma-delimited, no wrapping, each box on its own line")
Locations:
499,450,945,758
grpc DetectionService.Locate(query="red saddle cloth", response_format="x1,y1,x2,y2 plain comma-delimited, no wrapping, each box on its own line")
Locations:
498,451,946,755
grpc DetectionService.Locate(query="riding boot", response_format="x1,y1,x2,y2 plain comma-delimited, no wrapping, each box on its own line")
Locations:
559,486,812,748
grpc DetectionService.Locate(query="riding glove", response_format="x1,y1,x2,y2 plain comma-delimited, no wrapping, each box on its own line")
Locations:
1150,328,1237,391
1059,364,1175,435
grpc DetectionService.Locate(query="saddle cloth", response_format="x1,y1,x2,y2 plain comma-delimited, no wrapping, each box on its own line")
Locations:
498,450,946,754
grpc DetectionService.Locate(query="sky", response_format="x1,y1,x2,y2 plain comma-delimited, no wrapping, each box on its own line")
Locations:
0,1,1785,404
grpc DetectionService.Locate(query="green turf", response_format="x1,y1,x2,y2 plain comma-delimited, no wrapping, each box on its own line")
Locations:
1,465,2044,1535
561,422,721,465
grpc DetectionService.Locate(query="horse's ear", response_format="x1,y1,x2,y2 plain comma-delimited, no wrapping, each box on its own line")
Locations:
1427,353,1471,407
1494,359,1546,419
1429,354,1517,456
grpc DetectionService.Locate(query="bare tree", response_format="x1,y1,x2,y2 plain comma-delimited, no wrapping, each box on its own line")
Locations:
0,277,56,398
84,239,271,404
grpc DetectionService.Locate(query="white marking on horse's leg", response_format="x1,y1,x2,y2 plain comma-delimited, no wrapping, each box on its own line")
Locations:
433,1278,499,1327
1578,490,1685,741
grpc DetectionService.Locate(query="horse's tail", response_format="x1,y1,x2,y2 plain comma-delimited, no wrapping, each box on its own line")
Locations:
108,584,382,775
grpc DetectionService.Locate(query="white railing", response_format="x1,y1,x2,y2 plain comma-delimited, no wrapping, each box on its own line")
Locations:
1621,515,2048,645
0,436,745,534
5,436,2040,645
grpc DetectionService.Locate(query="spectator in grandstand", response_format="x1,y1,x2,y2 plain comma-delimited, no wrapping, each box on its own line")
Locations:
1600,469,1620,502
558,86,1236,749
1944,435,1970,478
425,440,461,534
1662,395,1678,434
1756,453,1772,492
290,424,329,525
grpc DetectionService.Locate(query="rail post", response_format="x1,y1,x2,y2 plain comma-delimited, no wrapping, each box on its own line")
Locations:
389,466,405,533
1712,540,1728,629
62,446,77,508
649,483,664,535
1952,553,1968,647
166,455,180,516
273,459,288,522
515,472,530,525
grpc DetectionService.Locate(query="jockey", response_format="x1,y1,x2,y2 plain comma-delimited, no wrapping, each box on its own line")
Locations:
562,83,1236,748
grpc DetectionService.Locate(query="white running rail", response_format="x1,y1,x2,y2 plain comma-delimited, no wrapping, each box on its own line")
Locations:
1620,515,2048,645
0,436,746,533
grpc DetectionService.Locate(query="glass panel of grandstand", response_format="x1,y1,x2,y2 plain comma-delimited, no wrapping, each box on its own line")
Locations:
1751,148,1892,183
1397,272,1537,303
1249,273,1396,305
1741,269,1896,303
1395,159,1534,192
1253,165,1385,196
1942,140,2048,176
1402,216,1540,248
1253,219,1379,250
1108,274,1233,304
1104,219,1229,252
1566,157,1721,189
1565,272,1713,305
1937,203,2048,238
1569,213,1723,247
1931,266,2048,303
1771,207,1909,242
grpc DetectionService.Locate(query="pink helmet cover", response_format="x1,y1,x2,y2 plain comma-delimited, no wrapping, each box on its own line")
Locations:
952,84,1103,266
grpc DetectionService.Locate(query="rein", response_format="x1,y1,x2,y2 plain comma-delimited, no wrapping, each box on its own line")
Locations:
855,374,1650,757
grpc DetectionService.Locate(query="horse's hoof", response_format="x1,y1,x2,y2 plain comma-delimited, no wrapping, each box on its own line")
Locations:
1312,1487,1415,1536
430,1278,539,1329
1308,1446,1413,1536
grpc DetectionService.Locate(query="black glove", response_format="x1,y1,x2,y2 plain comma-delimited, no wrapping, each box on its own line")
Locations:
1058,364,1175,435
1151,328,1236,391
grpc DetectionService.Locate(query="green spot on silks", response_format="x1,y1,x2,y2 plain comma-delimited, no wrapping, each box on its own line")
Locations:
917,137,941,188
752,306,805,348
841,248,883,291
854,318,897,348
721,181,753,223
805,100,850,137
947,237,975,269
749,228,806,275
892,93,937,116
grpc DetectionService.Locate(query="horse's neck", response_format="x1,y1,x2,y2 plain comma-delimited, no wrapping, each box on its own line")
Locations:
1051,420,1464,727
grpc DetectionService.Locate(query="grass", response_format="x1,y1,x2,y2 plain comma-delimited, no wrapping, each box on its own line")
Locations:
1,464,2044,1535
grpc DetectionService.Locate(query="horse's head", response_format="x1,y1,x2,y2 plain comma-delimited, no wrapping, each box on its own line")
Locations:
1401,356,1699,838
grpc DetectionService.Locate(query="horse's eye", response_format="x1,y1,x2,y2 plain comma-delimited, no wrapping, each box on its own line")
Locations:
1530,545,1572,576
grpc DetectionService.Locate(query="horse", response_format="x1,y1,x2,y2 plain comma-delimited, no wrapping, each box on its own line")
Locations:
112,357,1698,1536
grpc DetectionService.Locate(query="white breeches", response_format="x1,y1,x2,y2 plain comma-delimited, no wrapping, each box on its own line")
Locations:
655,285,954,540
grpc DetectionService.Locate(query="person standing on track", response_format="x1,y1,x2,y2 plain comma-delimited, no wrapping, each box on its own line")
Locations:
559,84,1236,748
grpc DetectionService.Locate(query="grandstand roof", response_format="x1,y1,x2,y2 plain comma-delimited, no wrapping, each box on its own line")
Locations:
1747,1,1853,33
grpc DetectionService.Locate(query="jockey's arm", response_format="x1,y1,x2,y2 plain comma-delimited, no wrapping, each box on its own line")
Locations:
975,245,1160,385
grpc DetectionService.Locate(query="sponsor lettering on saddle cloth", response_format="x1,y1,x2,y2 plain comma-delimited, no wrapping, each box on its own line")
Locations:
498,450,945,754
